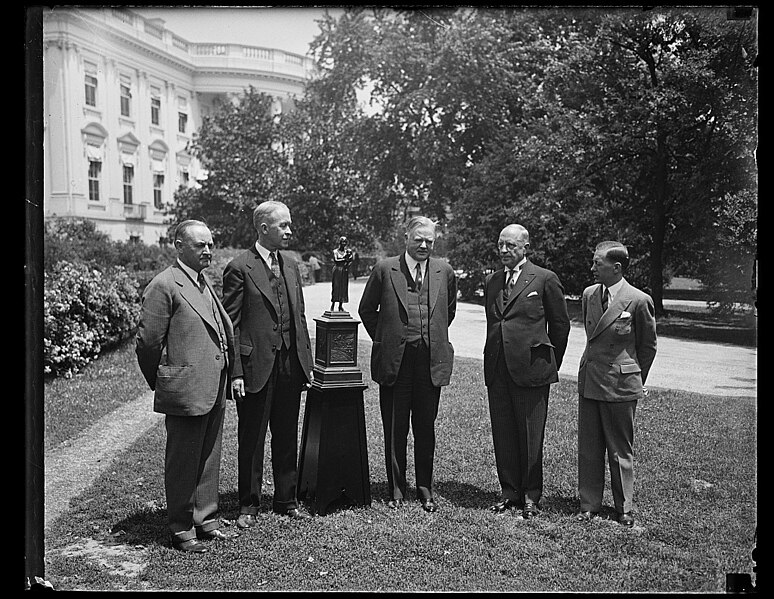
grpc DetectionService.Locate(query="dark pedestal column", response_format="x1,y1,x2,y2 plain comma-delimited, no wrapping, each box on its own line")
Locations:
297,310,370,515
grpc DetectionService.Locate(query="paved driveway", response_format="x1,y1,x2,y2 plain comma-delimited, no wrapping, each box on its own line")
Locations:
302,278,756,398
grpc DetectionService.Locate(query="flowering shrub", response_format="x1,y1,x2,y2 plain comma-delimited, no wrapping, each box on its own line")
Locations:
44,261,140,378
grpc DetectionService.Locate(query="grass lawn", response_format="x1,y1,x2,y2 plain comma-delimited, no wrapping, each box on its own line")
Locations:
43,341,757,592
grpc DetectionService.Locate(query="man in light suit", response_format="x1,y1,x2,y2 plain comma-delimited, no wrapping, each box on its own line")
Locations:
359,216,457,513
222,201,315,525
483,224,570,519
136,220,236,553
576,241,657,528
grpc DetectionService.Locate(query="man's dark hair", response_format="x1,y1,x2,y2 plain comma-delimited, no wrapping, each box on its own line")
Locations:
596,241,630,271
174,219,208,243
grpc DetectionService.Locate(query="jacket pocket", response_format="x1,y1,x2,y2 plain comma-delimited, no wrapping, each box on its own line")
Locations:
157,364,191,378
239,343,253,356
618,362,641,374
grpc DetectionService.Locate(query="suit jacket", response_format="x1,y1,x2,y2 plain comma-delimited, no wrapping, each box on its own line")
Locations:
359,255,457,387
483,260,571,387
221,246,314,393
136,263,235,416
577,279,657,402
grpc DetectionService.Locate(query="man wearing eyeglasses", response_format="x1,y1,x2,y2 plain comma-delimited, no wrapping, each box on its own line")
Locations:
483,224,570,519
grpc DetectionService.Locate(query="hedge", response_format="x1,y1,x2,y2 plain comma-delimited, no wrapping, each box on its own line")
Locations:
44,261,141,378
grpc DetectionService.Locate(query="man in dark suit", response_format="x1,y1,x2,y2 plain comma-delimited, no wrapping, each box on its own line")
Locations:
483,224,570,519
222,201,315,525
576,241,657,528
359,216,457,513
136,220,236,553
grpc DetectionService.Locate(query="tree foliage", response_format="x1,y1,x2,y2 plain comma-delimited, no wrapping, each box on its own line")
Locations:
171,7,756,312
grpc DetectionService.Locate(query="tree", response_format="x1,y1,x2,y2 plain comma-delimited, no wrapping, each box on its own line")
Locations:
169,88,287,248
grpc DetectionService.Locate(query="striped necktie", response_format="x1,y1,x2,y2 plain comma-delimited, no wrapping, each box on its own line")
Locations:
602,287,610,311
414,263,423,292
503,267,518,300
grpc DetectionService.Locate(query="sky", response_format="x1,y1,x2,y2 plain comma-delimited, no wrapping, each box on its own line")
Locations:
132,6,345,57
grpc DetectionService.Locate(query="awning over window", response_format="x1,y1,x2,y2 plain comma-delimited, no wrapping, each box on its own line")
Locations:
86,144,103,162
120,152,136,166
151,159,166,174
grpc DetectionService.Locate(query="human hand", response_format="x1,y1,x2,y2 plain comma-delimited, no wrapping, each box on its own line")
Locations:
304,371,314,390
232,377,245,402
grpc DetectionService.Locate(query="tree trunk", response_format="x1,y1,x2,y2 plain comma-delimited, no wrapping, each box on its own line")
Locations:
649,129,668,316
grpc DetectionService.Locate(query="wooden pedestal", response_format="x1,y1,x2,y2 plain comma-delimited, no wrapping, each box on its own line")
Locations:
297,310,370,515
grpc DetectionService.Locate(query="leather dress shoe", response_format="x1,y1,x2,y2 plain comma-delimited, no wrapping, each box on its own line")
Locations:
522,501,539,519
236,514,257,529
618,512,635,528
489,499,521,513
387,499,404,509
575,511,598,521
197,528,236,541
420,498,438,513
173,538,208,553
280,507,312,520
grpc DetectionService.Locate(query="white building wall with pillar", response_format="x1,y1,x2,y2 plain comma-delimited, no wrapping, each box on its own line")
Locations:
43,7,314,244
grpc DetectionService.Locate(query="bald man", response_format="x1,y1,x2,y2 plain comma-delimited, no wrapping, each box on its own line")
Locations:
483,224,570,519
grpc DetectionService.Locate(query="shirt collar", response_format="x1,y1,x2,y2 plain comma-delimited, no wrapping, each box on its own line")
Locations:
255,241,275,266
507,258,527,274
404,251,427,274
176,258,202,285
604,278,624,300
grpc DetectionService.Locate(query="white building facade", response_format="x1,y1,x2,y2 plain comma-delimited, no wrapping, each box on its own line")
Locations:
43,7,315,244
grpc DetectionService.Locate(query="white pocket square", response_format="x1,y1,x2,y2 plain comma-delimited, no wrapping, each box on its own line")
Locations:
619,310,631,319
527,291,539,298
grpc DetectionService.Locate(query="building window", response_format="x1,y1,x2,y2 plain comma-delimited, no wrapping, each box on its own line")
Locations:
120,83,131,117
178,112,188,133
181,170,189,186
153,174,165,209
151,87,161,125
123,165,134,204
88,160,101,201
85,74,97,106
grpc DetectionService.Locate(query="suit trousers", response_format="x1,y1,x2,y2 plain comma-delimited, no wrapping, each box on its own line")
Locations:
578,395,637,514
237,345,304,514
379,340,441,501
164,367,227,542
487,351,550,504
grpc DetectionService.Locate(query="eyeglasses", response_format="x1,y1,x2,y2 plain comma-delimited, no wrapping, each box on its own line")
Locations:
497,241,524,251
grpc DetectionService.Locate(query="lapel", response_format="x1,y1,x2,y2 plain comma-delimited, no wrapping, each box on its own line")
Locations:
245,246,280,317
389,256,409,316
503,260,536,312
492,268,506,316
278,251,298,314
172,264,218,333
590,279,634,339
427,257,442,315
203,276,234,340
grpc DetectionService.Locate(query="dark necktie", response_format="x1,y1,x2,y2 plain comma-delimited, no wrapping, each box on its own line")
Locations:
602,287,610,311
270,252,281,279
414,263,423,292
503,268,517,301
197,271,206,292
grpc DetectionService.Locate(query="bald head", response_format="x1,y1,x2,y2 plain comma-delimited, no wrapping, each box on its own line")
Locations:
498,224,530,269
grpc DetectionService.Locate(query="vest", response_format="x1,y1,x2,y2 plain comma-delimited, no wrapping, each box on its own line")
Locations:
265,256,293,350
403,260,430,345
